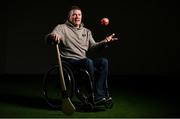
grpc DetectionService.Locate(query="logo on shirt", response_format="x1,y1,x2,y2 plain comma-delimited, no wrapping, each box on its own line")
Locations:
82,34,86,37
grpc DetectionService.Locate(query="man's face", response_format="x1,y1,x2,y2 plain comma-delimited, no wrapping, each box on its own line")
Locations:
69,9,82,27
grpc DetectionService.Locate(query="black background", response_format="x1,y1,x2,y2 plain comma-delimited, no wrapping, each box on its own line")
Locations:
2,0,179,76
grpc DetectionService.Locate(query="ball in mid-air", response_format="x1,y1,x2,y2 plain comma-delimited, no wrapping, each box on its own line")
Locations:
100,17,109,26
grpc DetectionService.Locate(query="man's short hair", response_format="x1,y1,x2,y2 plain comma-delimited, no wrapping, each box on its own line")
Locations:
68,5,82,18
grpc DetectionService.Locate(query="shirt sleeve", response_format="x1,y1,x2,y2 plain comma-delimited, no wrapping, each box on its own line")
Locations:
88,30,108,49
51,24,64,39
88,30,97,48
44,24,65,45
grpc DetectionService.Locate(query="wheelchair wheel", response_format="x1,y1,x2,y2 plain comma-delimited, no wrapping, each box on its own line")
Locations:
75,69,95,110
42,62,75,109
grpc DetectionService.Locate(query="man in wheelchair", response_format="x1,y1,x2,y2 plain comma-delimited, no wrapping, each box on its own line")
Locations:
46,6,118,107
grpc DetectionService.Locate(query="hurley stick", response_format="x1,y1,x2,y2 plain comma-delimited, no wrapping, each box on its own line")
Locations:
55,44,75,115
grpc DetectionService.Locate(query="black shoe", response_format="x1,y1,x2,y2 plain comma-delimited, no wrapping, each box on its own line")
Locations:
105,97,113,109
95,98,106,105
106,97,112,102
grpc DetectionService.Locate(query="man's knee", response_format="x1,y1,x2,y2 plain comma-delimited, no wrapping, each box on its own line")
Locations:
84,58,94,66
99,58,108,68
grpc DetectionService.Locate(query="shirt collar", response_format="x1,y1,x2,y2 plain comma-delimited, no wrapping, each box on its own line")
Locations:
65,20,84,30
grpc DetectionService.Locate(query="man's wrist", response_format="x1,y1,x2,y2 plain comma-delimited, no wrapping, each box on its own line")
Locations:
105,38,109,42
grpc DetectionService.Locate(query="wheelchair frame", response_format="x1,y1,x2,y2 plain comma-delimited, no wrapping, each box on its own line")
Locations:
42,61,113,111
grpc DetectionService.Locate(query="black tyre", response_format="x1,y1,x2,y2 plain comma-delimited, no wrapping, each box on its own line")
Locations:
42,63,75,109
75,69,94,105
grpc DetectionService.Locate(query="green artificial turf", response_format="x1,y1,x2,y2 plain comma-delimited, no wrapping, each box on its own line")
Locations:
0,75,179,118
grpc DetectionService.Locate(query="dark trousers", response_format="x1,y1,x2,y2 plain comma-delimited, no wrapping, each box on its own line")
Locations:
63,57,109,100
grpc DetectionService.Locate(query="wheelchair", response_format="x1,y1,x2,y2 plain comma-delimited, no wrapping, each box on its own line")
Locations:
42,60,113,111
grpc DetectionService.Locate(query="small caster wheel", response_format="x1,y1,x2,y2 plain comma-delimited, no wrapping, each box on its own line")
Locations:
87,102,94,111
83,102,94,111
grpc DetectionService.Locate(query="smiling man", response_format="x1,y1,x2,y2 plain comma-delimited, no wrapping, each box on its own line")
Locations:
46,5,117,106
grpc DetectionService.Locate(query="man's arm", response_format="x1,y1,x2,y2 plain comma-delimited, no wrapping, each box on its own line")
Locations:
100,33,119,43
45,33,61,45
90,33,119,49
